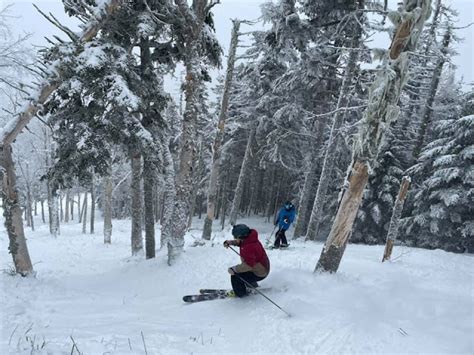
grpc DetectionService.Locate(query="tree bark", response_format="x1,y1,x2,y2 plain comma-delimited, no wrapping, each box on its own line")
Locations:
70,190,74,221
90,174,95,234
130,148,143,255
64,190,70,223
382,176,410,262
82,192,88,234
41,199,45,223
315,0,432,273
202,20,240,240
48,181,60,237
0,144,33,276
315,160,369,272
229,124,256,225
78,192,82,223
143,159,156,259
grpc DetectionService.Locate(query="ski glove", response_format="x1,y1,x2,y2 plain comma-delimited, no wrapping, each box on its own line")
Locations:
223,240,239,248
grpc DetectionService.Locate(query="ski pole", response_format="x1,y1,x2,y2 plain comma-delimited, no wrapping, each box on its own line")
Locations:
265,224,278,246
228,246,292,317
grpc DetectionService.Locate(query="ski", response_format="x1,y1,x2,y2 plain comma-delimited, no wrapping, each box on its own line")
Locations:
183,292,233,303
199,289,229,295
200,287,271,295
184,287,272,303
266,244,291,250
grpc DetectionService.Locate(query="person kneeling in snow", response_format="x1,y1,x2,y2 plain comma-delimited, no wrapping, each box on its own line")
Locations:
223,224,270,297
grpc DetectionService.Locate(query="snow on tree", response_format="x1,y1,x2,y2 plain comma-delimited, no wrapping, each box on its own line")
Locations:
0,0,124,276
315,0,432,274
403,94,473,253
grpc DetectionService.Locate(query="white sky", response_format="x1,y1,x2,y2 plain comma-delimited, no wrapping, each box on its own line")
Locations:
2,0,473,94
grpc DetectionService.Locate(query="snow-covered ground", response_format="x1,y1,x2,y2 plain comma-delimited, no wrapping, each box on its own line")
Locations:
1,214,473,354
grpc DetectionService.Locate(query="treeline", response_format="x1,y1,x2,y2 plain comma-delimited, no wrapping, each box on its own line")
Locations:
2,0,472,276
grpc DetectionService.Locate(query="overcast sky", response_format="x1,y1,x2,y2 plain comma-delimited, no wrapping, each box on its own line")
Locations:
3,0,473,96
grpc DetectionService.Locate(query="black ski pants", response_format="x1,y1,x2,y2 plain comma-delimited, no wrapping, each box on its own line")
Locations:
231,272,265,297
274,229,288,248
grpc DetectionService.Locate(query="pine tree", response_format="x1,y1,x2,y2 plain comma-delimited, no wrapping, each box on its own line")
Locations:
405,93,473,252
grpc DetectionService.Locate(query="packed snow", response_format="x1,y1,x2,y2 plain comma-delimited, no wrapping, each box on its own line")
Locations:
1,212,473,354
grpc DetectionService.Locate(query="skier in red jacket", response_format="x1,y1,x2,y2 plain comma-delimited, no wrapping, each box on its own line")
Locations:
223,224,270,297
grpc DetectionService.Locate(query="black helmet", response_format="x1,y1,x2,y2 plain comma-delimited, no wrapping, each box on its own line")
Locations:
284,201,293,210
232,224,250,239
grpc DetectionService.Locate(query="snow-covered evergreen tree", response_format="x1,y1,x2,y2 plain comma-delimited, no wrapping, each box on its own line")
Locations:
404,93,473,252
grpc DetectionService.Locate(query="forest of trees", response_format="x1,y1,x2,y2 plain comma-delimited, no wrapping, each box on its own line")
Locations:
0,0,472,276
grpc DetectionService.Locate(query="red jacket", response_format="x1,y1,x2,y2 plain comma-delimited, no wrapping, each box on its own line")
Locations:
234,229,270,277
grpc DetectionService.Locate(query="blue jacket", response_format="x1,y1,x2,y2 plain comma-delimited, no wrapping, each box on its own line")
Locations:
275,206,296,231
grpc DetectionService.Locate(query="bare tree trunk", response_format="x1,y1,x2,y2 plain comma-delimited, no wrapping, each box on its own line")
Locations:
130,148,143,255
70,190,74,221
315,160,369,272
48,181,60,237
188,141,204,230
41,200,45,223
60,193,64,222
0,144,33,275
382,176,411,262
143,159,155,259
229,125,256,225
82,192,88,234
27,187,34,231
90,174,95,234
202,20,240,240
412,27,451,160
103,173,113,244
220,174,228,230
188,186,198,229
64,190,70,223
315,0,431,273
78,192,82,223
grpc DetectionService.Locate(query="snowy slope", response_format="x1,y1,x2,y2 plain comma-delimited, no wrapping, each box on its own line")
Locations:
1,215,473,354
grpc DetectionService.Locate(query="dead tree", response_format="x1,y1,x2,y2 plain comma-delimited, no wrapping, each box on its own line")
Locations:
382,176,411,262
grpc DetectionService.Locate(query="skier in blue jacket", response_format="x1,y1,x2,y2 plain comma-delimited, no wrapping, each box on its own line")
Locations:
273,201,296,248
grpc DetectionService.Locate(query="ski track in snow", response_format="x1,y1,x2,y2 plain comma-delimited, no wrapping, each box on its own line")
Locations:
1,216,473,354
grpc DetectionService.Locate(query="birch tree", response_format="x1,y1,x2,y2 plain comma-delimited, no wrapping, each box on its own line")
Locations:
103,170,113,244
315,0,432,273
